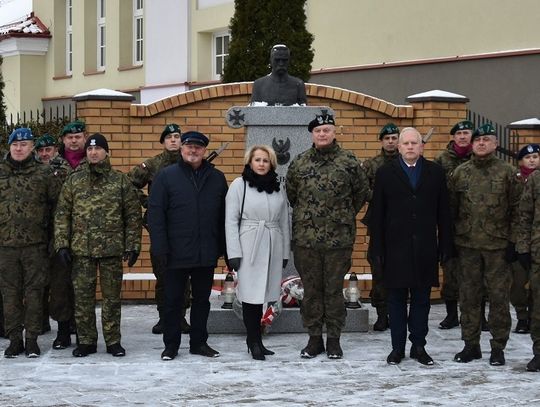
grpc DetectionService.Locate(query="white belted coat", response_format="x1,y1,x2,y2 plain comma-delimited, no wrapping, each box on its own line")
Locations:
225,177,290,304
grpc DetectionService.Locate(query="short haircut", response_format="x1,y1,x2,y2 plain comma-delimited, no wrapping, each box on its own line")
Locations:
244,145,278,170
398,127,422,144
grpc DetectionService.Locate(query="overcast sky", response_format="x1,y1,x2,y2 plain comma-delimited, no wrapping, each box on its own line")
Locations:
0,0,32,26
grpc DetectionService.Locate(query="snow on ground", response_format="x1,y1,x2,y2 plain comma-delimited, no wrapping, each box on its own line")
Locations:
0,303,538,406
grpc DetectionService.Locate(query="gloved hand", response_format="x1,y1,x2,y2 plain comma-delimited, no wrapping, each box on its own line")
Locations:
282,259,288,269
153,254,168,270
372,256,384,281
228,257,242,271
518,253,532,271
57,248,72,267
504,243,518,263
123,251,139,267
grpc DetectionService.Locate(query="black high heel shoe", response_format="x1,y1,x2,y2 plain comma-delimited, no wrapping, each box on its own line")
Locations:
259,340,275,356
246,339,265,360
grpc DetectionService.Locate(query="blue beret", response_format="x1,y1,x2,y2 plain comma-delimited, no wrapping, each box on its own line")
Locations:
308,114,335,132
181,131,209,147
62,121,86,136
517,144,540,161
450,120,474,135
160,123,181,143
379,123,399,140
472,123,496,140
8,128,34,144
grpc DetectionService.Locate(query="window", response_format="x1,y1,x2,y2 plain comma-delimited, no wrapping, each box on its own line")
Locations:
133,0,143,65
97,0,106,70
213,32,230,80
66,0,73,75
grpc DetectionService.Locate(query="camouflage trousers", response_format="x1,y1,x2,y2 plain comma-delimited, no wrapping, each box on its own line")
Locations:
367,240,387,312
293,245,352,338
47,253,75,322
72,256,123,346
530,247,540,355
151,252,190,317
0,244,48,340
457,246,511,350
510,260,531,320
441,257,460,302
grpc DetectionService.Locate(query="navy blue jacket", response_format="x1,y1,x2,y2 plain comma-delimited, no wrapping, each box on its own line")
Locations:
147,158,228,269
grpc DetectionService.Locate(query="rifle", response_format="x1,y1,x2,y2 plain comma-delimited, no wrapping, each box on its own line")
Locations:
206,142,229,162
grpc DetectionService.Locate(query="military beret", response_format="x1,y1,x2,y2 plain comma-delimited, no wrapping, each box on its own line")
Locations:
450,120,474,135
35,134,57,149
517,144,540,161
84,133,109,153
181,131,209,147
379,123,399,140
62,120,86,136
160,123,181,144
308,114,335,132
472,123,497,140
8,127,33,144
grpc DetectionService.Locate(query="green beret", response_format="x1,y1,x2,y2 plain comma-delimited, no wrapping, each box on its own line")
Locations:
472,123,496,140
379,123,399,140
35,134,57,149
450,120,474,135
62,121,86,136
160,123,181,143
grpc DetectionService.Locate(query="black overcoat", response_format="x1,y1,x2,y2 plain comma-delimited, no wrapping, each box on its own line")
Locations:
370,157,452,288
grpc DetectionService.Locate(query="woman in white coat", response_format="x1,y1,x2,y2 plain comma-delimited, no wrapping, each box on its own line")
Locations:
225,145,290,360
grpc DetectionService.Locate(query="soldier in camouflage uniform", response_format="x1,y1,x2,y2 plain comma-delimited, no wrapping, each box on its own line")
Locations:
55,133,142,358
35,134,75,349
516,157,540,371
449,123,521,366
286,114,369,359
0,128,59,358
362,123,399,331
128,123,191,335
511,144,540,335
434,120,474,330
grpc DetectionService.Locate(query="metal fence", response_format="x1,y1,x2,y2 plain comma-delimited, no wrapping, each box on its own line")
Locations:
467,110,519,163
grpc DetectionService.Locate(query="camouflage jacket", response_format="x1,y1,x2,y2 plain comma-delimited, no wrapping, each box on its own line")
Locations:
0,154,60,247
434,141,472,179
362,148,399,202
286,142,369,249
54,158,142,257
128,149,179,208
516,170,540,254
449,154,521,250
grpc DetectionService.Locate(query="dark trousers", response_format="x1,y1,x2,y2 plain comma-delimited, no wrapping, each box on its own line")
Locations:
387,286,431,351
163,266,214,350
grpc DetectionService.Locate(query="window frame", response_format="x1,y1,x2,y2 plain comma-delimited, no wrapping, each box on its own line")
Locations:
212,32,230,80
97,0,106,71
66,0,73,75
133,0,144,66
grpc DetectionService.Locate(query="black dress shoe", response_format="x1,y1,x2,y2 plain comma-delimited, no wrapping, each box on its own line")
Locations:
161,347,178,361
386,349,405,365
373,315,389,331
410,346,434,365
489,349,505,366
190,343,220,358
454,344,482,363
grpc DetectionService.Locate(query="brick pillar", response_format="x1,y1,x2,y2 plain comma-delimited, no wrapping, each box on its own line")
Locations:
406,90,469,160
508,118,540,148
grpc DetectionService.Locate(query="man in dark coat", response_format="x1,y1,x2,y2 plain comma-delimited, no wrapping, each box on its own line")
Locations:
148,131,228,361
370,127,452,366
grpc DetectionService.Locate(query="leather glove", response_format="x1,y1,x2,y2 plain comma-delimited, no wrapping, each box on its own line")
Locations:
518,253,532,271
57,248,72,267
228,257,242,271
504,243,518,263
282,259,288,269
153,254,168,271
372,256,384,281
123,251,139,267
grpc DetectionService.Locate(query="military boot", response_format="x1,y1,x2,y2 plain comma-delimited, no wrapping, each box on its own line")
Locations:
4,339,25,358
300,335,325,358
526,355,540,372
514,319,530,334
373,308,389,331
326,337,343,359
454,343,482,363
25,338,41,358
52,320,72,349
489,349,505,366
439,300,459,329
